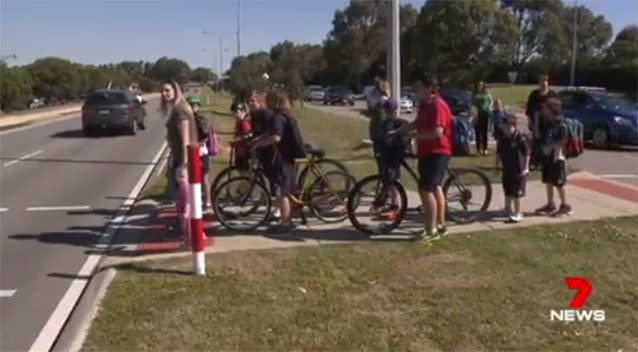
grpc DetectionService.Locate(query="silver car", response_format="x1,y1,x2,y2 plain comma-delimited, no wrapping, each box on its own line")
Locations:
81,89,146,136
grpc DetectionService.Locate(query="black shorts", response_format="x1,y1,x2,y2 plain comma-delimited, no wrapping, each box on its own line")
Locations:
380,158,401,183
418,154,450,192
542,159,567,187
503,176,527,198
265,161,297,197
201,155,210,175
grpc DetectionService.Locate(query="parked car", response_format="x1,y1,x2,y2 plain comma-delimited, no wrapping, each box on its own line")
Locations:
81,89,146,136
558,89,638,147
399,94,414,114
439,88,472,117
323,86,355,106
28,98,46,110
306,86,325,101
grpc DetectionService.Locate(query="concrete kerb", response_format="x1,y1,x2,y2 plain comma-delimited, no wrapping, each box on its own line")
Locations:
0,93,161,130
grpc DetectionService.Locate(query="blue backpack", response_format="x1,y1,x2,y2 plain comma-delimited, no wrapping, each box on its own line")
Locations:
452,116,475,156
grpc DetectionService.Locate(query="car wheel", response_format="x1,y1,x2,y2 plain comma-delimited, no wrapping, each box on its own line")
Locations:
83,126,95,137
592,127,608,148
127,119,137,135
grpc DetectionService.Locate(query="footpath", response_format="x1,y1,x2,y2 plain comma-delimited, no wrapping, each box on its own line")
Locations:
100,170,638,265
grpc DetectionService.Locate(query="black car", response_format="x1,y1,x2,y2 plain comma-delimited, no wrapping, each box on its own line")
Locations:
439,88,472,116
323,86,355,106
81,89,146,136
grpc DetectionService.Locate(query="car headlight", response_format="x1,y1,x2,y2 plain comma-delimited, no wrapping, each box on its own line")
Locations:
613,116,634,126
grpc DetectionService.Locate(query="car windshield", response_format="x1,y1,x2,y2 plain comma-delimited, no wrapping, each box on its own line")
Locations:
85,92,128,105
590,93,636,112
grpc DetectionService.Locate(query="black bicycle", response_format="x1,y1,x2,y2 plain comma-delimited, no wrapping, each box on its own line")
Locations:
346,155,492,235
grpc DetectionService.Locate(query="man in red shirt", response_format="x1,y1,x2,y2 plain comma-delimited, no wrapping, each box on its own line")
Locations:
408,73,453,240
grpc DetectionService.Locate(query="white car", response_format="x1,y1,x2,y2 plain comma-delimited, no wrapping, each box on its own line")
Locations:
309,88,326,101
399,96,414,113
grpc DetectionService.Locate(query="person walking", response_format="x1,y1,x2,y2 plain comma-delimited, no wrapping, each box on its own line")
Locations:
161,81,197,244
525,73,558,168
472,80,492,155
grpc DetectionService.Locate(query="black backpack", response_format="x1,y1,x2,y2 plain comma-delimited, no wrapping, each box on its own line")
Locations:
281,115,307,160
194,113,208,142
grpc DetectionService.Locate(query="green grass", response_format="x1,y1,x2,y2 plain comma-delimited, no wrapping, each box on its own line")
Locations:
84,216,638,351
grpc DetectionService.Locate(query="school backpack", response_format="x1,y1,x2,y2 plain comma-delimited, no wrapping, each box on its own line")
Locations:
282,115,307,160
563,118,584,159
194,113,209,142
206,127,221,157
452,116,474,156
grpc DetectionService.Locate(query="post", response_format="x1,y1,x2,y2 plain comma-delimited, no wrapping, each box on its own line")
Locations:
390,0,401,101
187,145,206,276
219,36,224,78
237,0,241,57
570,0,578,87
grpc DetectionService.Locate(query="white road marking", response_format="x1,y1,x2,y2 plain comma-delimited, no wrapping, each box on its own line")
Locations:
599,174,638,179
26,205,90,212
3,150,43,167
0,289,17,297
0,114,80,136
28,141,168,352
0,208,8,213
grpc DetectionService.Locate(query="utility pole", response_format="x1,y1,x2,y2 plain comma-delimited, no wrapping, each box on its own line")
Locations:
219,35,223,78
236,0,241,57
570,0,578,87
390,0,400,101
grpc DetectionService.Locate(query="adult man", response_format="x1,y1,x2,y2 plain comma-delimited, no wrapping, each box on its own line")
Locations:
401,73,453,240
526,73,558,168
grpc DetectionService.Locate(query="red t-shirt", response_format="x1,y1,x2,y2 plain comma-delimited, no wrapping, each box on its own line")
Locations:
415,94,453,158
233,119,252,156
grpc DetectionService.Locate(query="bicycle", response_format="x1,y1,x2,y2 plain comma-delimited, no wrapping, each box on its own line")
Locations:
346,154,492,235
210,143,349,210
213,148,356,232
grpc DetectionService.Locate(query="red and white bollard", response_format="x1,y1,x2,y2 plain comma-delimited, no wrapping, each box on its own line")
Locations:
187,144,206,276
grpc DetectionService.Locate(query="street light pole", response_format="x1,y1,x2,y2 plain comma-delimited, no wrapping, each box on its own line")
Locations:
570,0,578,86
236,0,241,57
390,0,400,101
219,35,223,78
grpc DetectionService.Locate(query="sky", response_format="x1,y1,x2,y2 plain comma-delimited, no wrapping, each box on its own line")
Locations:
1,0,637,72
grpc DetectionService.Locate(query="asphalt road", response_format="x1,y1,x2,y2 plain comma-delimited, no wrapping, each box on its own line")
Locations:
0,98,166,352
305,100,638,186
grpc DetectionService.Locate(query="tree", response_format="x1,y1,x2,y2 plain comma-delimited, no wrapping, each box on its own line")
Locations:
606,25,638,65
0,63,33,111
190,67,217,83
28,57,80,101
562,5,613,58
227,52,273,98
149,57,191,83
323,0,418,86
499,0,563,67
410,0,519,83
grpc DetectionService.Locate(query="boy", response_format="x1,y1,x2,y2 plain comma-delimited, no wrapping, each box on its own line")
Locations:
230,101,252,171
491,99,507,141
378,98,406,219
186,95,212,210
495,113,530,222
536,98,572,217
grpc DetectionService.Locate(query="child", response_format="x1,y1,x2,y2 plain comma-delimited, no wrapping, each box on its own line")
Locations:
536,98,572,217
495,113,530,222
378,98,407,219
491,99,507,141
230,101,252,171
186,95,212,210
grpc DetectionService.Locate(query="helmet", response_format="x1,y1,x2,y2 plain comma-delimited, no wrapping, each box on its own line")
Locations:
186,95,202,106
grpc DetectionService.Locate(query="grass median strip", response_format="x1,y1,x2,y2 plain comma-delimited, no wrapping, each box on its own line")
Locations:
84,216,638,351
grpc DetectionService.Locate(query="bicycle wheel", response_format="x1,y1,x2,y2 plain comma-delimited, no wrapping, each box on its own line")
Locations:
214,176,271,232
443,168,492,224
346,175,407,235
307,170,356,223
212,166,267,214
298,158,350,189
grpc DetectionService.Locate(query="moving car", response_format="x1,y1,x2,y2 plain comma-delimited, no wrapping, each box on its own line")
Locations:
558,89,638,147
305,85,325,101
82,89,146,136
323,86,355,106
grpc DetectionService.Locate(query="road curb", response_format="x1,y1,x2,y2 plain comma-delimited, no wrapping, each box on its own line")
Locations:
51,268,116,352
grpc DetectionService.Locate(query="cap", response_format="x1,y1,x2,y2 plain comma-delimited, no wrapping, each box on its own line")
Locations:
383,99,398,112
185,95,202,106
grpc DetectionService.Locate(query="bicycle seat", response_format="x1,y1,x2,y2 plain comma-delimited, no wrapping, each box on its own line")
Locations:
304,144,325,158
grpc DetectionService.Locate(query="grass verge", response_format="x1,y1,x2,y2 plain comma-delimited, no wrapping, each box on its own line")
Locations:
85,216,638,351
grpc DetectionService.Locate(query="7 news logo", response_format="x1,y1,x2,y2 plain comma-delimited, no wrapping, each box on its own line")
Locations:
550,277,605,322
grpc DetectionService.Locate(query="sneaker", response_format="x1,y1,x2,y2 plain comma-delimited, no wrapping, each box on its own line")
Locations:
509,213,523,223
437,226,449,236
553,204,573,217
412,229,439,243
535,203,557,215
379,205,399,221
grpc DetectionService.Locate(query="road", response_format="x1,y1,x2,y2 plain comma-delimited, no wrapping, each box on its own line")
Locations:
305,100,638,187
0,98,166,352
